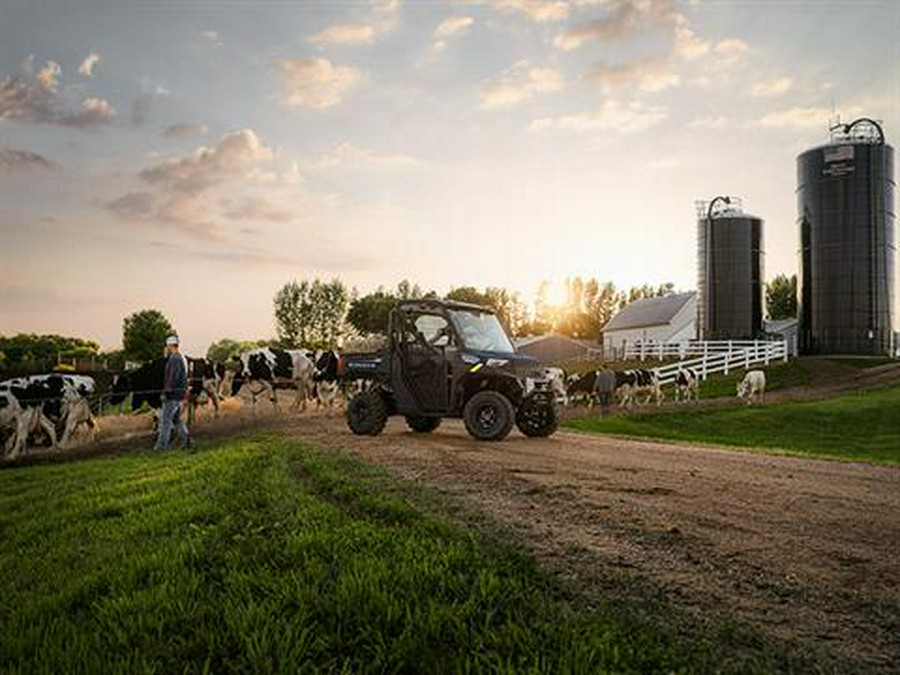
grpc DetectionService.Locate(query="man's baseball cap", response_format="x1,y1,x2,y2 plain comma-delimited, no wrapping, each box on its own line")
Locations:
165,335,180,346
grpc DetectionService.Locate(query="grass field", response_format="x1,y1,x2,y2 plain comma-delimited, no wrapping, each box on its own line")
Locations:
565,384,900,464
0,435,723,673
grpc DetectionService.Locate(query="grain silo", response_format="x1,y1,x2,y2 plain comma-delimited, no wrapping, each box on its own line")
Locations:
696,196,765,340
797,118,896,355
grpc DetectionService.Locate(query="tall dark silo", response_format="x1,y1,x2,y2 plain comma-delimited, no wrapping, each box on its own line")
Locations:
797,118,896,355
697,197,765,340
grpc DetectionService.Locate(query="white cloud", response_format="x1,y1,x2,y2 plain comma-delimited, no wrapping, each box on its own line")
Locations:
0,147,60,172
480,62,564,108
139,129,274,193
755,107,834,130
492,0,570,22
435,15,474,39
750,77,792,97
163,122,209,139
199,30,223,46
278,58,360,109
529,99,667,134
60,97,115,128
553,0,678,51
673,16,709,60
714,38,748,60
587,59,680,93
686,115,729,130
308,141,420,170
78,52,101,77
309,23,377,46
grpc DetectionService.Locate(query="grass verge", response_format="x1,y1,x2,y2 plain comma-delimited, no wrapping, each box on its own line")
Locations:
565,385,900,464
0,435,724,673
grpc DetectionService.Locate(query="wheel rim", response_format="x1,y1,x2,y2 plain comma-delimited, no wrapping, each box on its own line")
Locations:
476,404,500,432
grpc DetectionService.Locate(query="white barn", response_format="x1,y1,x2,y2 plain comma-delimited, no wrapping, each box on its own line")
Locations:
602,292,697,352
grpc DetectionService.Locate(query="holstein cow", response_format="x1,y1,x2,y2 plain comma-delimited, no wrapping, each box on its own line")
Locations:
0,374,97,455
310,350,341,414
566,371,598,407
673,368,700,403
615,369,663,409
109,359,167,415
737,370,766,404
543,367,569,406
0,389,28,458
187,358,226,419
231,348,315,414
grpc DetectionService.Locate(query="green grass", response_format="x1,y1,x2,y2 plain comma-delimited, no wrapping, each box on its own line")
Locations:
0,435,715,674
566,385,900,464
695,360,811,399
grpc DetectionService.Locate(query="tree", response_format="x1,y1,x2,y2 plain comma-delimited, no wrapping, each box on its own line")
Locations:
347,288,396,336
766,274,797,320
0,333,100,367
274,278,351,349
206,338,271,363
122,310,174,362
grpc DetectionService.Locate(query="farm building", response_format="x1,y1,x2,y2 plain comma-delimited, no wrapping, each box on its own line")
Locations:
602,292,697,352
514,334,601,362
764,317,799,354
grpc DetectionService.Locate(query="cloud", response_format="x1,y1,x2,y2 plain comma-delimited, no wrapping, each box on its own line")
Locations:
278,58,360,109
307,141,420,170
78,52,101,77
198,30,223,46
0,57,115,128
106,191,156,219
529,99,667,134
714,37,748,61
491,0,570,22
686,115,729,130
139,129,274,193
131,84,170,125
163,122,209,139
480,62,564,108
0,147,60,173
587,58,680,93
755,107,834,130
673,16,709,60
59,96,115,128
309,24,377,46
553,0,678,51
435,16,474,39
221,196,295,223
750,77,792,97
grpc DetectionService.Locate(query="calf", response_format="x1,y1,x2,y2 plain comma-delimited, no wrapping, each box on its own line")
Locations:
737,370,766,404
673,368,700,403
231,348,314,414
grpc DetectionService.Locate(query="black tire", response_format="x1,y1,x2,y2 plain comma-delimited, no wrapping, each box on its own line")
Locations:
516,399,558,438
346,390,389,436
405,416,442,433
463,390,515,442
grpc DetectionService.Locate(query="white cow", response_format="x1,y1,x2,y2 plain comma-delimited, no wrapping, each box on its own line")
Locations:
737,370,766,404
543,367,569,406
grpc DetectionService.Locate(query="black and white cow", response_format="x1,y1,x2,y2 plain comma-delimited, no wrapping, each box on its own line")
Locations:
0,389,28,458
187,358,226,418
0,374,97,455
566,371,598,406
109,359,167,414
231,348,315,413
615,369,662,408
673,368,700,403
310,350,341,413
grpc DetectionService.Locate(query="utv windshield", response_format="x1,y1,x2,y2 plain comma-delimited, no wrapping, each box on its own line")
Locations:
449,309,515,353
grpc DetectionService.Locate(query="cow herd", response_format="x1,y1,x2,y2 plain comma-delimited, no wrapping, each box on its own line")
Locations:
0,347,768,460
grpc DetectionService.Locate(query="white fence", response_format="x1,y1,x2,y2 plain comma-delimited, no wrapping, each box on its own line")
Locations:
653,340,789,386
623,339,794,362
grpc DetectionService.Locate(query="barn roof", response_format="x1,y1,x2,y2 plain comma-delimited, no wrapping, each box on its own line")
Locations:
603,292,696,332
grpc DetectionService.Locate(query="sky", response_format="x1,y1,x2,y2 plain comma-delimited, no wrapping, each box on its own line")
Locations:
1,0,898,354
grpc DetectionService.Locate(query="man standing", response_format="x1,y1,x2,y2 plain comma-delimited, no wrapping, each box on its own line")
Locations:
155,335,191,451
595,366,617,417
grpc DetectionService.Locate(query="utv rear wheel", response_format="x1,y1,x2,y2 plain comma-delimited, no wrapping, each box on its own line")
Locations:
406,416,442,433
516,399,558,438
346,390,389,436
463,391,515,442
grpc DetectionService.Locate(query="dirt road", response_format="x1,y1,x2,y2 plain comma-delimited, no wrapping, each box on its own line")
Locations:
295,415,899,672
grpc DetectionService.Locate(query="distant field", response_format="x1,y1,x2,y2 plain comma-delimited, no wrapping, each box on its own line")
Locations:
1,435,710,673
565,384,900,464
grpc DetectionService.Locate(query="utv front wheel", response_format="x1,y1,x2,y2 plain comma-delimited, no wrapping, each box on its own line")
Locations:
516,399,558,438
346,390,389,436
463,391,515,442
406,416,442,433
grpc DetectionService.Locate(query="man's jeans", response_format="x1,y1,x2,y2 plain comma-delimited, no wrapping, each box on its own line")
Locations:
155,398,189,450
